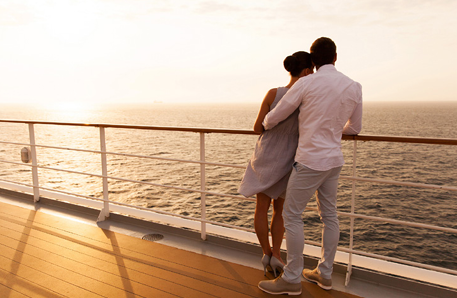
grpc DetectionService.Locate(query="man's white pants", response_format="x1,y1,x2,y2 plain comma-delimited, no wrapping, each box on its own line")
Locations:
282,162,342,283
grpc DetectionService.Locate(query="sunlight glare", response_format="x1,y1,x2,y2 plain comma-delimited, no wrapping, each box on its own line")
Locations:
50,102,91,112
46,101,97,122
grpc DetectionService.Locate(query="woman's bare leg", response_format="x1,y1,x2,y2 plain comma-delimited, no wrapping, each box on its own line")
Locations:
255,192,273,256
271,197,285,263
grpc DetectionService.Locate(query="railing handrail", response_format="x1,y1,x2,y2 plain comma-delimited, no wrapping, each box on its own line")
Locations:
343,134,457,145
0,119,258,135
2,119,457,145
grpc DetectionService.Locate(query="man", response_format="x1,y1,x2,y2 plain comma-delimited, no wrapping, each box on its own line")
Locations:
258,37,362,295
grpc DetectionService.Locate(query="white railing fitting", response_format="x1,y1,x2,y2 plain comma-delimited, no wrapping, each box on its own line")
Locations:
345,139,357,286
98,126,110,222
200,132,207,240
28,123,40,202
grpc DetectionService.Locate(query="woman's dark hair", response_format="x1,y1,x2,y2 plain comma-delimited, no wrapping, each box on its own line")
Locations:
310,37,336,68
283,51,312,77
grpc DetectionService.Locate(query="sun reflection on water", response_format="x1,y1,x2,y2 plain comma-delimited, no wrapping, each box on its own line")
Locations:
44,102,99,123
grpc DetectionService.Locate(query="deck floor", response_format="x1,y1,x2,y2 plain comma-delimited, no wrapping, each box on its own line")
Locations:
0,201,361,298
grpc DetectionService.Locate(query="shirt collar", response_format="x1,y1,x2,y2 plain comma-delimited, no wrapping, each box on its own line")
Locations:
317,64,336,72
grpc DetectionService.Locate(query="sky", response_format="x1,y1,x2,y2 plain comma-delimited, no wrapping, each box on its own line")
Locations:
1,0,457,108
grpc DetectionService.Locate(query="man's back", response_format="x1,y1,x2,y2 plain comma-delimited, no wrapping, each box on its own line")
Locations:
294,64,362,170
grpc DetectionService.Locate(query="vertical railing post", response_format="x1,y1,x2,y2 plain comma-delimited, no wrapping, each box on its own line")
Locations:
200,132,207,240
345,140,357,286
97,126,110,222
28,123,40,203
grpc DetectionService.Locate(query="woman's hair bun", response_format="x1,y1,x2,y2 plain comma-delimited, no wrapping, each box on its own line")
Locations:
283,55,298,73
283,51,312,77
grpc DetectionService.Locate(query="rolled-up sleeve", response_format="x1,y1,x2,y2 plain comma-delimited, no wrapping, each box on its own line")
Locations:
342,97,363,135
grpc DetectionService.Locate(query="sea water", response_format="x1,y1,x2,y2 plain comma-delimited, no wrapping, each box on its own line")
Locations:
0,101,456,270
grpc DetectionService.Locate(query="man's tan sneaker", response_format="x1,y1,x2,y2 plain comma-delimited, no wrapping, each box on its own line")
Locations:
258,275,302,295
302,268,332,290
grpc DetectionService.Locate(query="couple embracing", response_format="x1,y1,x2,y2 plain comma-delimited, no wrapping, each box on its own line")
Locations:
238,37,363,295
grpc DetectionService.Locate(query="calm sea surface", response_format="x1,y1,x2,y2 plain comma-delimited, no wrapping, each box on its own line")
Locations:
1,101,456,270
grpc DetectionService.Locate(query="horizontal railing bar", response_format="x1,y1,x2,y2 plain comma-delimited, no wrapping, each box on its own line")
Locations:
0,141,103,155
0,178,102,201
337,246,457,275
339,211,457,233
105,175,256,201
306,239,457,275
200,218,253,232
0,141,246,169
110,197,212,222
0,160,31,167
104,198,256,233
0,160,101,178
0,159,255,200
0,119,259,135
2,119,457,145
38,186,103,201
0,140,33,147
340,175,457,192
340,213,457,234
0,178,34,188
304,206,457,234
103,150,246,169
343,134,457,145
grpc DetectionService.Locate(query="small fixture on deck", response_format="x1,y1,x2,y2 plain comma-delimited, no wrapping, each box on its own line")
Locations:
21,147,32,163
142,234,164,242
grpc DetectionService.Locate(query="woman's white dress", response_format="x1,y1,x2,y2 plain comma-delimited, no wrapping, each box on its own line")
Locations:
238,87,299,199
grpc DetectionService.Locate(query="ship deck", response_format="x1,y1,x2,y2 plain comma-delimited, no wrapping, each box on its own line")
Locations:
0,197,360,298
0,189,455,298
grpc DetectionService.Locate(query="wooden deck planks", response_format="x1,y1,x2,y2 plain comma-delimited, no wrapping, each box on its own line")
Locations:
0,201,361,298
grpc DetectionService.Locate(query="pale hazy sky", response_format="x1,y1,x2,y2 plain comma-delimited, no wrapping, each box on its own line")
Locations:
1,0,457,108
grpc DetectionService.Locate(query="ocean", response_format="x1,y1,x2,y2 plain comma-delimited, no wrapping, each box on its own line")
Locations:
0,101,456,270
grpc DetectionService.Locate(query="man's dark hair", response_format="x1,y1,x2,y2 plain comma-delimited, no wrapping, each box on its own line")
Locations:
310,37,336,68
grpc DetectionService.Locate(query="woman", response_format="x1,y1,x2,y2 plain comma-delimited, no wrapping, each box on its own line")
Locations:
238,51,313,277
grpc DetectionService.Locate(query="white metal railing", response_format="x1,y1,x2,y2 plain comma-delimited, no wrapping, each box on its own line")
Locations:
1,119,457,285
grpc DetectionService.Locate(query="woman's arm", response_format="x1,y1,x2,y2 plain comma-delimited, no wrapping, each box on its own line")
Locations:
253,88,277,133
